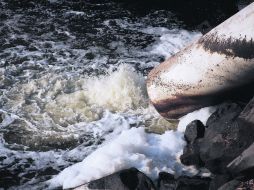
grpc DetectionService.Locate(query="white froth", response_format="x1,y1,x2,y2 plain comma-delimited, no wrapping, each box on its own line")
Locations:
49,127,187,189
85,65,148,112
149,29,201,59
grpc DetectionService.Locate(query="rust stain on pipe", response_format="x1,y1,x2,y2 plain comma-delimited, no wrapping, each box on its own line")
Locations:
147,3,254,120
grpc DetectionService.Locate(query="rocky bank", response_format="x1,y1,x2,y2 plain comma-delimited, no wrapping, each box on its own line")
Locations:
72,96,254,190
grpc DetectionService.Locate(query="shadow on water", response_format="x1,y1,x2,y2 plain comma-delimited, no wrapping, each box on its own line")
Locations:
114,0,239,32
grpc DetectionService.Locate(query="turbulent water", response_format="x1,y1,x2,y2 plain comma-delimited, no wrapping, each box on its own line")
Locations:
0,0,201,189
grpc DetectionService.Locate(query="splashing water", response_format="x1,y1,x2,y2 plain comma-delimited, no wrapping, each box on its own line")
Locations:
0,0,202,189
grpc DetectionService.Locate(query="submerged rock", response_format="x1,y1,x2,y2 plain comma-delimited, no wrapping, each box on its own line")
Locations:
73,168,155,190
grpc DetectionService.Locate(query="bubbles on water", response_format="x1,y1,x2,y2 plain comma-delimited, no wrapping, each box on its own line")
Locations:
0,0,202,189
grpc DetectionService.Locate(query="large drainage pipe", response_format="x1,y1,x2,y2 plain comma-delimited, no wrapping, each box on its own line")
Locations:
147,3,254,120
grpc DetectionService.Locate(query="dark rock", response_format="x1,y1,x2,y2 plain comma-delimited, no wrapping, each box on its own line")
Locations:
157,172,210,190
184,120,205,143
0,112,3,123
85,52,95,60
206,103,242,127
199,103,254,174
180,120,205,167
227,142,254,180
180,140,204,167
217,179,241,190
79,168,156,190
236,179,254,190
157,172,175,190
239,96,254,124
209,174,232,190
175,176,210,190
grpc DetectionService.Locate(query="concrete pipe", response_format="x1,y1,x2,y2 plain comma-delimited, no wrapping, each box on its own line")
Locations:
147,3,254,119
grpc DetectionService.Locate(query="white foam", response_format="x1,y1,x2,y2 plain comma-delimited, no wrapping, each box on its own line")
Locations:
85,65,148,112
177,106,217,132
49,127,187,189
149,29,201,59
65,11,85,16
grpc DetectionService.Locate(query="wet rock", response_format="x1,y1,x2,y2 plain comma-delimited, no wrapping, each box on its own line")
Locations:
199,103,254,174
74,168,155,190
184,120,205,143
227,142,254,179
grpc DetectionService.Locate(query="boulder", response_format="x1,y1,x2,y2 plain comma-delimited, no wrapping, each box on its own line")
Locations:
74,168,156,190
199,103,254,174
184,120,205,144
180,120,205,167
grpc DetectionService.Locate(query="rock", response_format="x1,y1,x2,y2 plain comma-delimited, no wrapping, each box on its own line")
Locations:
236,179,254,189
74,168,156,190
184,120,205,143
227,142,254,179
180,140,204,167
157,172,175,190
209,174,232,190
175,176,210,190
157,172,210,190
199,103,254,174
239,96,254,124
180,120,205,167
217,179,241,190
205,103,242,127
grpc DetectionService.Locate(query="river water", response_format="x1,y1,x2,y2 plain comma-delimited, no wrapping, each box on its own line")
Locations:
0,0,203,189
